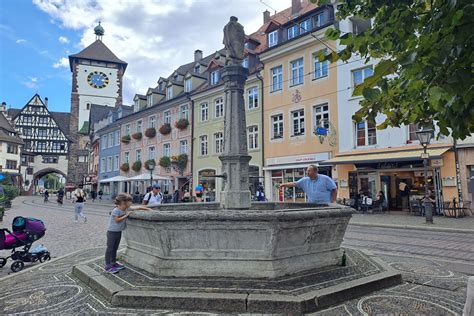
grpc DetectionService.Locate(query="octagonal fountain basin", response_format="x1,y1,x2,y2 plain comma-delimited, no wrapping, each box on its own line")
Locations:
123,202,353,279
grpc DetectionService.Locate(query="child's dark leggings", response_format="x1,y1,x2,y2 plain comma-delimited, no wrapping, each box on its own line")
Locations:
105,231,122,266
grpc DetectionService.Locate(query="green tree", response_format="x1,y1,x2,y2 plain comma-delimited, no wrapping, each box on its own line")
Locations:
314,0,474,138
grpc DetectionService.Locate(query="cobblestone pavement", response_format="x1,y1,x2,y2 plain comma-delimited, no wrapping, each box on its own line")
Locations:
0,197,472,315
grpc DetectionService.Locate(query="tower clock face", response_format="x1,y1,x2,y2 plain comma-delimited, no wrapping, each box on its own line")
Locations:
87,71,109,89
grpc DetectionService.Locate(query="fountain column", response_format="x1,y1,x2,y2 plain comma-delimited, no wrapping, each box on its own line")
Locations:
219,65,251,209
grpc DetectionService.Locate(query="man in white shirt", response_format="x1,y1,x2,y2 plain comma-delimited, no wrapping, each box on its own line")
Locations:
142,184,163,206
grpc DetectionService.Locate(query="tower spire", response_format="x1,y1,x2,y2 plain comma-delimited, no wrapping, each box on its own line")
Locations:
94,21,104,41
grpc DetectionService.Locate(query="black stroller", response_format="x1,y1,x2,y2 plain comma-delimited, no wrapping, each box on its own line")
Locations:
0,216,50,272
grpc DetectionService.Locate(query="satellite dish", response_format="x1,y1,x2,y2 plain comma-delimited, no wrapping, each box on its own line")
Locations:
313,118,337,147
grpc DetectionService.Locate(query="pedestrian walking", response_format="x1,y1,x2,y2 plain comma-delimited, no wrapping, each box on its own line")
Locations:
98,189,103,200
90,190,97,202
57,187,64,205
104,193,152,274
255,183,266,201
142,184,163,206
43,189,49,203
73,185,87,223
172,189,180,203
280,165,337,204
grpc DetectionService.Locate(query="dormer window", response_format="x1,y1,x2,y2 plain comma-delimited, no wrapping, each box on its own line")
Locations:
166,86,173,100
158,82,163,90
194,64,200,73
134,100,139,112
211,70,220,85
314,12,326,28
184,78,192,92
242,57,249,68
288,25,299,39
147,94,153,107
300,19,312,34
268,30,278,47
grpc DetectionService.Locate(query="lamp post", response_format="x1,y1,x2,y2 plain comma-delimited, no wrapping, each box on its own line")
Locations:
147,160,156,187
416,125,434,224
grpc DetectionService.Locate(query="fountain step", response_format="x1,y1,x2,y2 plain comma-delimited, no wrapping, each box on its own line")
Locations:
72,248,402,314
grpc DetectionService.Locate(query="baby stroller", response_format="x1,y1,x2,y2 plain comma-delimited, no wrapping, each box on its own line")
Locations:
0,216,50,272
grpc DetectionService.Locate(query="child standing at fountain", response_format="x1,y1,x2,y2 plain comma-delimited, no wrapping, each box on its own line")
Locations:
104,193,152,274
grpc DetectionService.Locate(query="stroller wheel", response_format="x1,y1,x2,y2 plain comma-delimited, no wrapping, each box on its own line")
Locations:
11,261,24,272
39,253,51,263
0,258,6,268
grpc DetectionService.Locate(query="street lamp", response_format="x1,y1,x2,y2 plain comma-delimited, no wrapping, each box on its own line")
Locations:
416,125,434,224
147,160,156,187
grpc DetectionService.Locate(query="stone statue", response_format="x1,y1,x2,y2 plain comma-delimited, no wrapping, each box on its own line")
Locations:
223,16,245,65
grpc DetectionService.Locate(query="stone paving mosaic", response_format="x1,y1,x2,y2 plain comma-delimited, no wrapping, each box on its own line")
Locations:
80,248,389,296
0,247,468,315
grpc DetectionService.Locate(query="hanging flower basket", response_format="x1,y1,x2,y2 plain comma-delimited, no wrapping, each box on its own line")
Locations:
121,135,131,143
144,159,156,170
176,154,188,171
159,123,172,135
159,156,171,168
174,118,189,130
120,163,130,172
145,127,156,138
132,132,142,140
132,161,142,172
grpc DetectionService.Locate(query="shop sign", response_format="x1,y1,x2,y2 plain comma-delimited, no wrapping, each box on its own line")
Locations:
266,152,330,166
430,159,443,167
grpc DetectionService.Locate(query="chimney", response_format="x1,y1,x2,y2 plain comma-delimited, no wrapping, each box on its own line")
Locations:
263,10,270,23
292,0,302,15
44,97,48,108
194,50,203,62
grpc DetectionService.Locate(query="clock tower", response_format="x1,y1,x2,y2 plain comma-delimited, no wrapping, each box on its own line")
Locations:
67,22,127,185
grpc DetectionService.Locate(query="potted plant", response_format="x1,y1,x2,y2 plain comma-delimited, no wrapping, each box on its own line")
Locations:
132,132,142,140
145,127,156,138
121,135,131,143
120,163,130,172
132,161,142,172
159,156,171,168
144,159,156,170
159,123,172,135
175,118,189,130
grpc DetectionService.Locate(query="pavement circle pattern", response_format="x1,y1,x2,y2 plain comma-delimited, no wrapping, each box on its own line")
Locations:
0,247,468,315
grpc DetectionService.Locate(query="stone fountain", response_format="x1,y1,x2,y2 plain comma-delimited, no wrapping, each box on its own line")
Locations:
73,17,401,314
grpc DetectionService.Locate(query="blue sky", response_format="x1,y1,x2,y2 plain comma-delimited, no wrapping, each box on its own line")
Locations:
0,0,288,113
0,0,81,112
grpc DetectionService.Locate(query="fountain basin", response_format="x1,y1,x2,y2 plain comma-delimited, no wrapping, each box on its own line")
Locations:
123,202,353,278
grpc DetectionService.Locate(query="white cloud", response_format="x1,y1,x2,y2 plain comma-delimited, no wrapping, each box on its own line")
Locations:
33,0,289,104
53,57,69,69
16,39,27,44
58,36,70,44
23,77,39,89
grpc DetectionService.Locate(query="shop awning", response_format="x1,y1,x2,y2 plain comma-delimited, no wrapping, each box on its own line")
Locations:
127,174,171,181
324,148,450,165
99,175,129,183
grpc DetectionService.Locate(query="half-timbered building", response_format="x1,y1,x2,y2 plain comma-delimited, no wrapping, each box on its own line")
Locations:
8,94,72,193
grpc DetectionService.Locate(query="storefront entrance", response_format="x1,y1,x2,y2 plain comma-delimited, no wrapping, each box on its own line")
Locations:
348,162,444,213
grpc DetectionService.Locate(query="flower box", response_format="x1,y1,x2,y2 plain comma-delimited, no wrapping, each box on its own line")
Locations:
175,118,189,130
120,163,130,172
132,132,142,140
159,156,171,168
132,161,142,172
159,124,172,135
145,127,156,138
121,135,131,143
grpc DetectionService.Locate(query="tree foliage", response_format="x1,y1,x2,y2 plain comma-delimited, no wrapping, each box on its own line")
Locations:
314,0,474,138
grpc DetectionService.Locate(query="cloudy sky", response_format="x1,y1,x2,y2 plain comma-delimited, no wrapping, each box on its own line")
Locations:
0,0,289,112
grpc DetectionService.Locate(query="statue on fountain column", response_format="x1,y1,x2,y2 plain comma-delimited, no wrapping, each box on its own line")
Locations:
223,16,245,65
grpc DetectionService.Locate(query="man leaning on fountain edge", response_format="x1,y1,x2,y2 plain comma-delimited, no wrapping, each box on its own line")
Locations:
280,164,337,204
